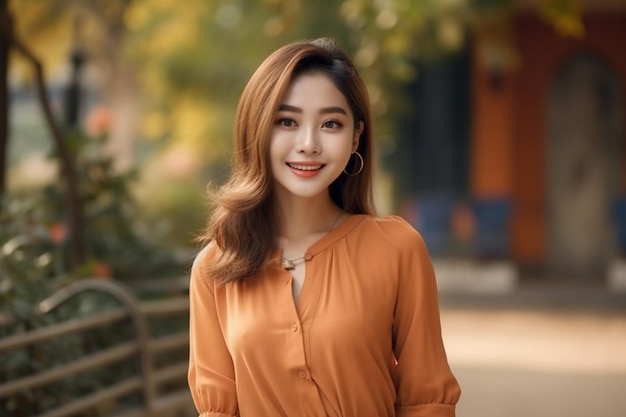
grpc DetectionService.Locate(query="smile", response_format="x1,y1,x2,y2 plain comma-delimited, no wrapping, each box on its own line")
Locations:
287,163,324,171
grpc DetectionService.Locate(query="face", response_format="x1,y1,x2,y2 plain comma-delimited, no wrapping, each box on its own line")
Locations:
270,72,363,203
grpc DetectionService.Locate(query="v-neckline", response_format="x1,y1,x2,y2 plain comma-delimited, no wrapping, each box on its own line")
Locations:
285,214,367,318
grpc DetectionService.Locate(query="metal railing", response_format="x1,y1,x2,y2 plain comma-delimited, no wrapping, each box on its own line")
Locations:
0,279,194,417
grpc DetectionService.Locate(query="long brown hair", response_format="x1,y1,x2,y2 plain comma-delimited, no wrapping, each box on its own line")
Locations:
201,37,375,283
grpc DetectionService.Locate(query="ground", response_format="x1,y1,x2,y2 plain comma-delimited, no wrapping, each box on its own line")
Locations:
440,286,626,417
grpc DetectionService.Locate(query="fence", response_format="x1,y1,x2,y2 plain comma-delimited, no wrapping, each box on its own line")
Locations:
0,278,195,417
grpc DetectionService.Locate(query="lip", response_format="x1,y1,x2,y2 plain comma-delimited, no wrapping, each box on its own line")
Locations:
286,161,325,178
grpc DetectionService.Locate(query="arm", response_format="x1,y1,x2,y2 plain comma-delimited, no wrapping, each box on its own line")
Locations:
188,245,239,417
392,228,461,417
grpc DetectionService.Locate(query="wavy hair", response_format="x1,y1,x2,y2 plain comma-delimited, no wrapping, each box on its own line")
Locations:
201,37,375,283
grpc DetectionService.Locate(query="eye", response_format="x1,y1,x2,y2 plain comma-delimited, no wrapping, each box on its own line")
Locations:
276,118,296,127
322,120,343,129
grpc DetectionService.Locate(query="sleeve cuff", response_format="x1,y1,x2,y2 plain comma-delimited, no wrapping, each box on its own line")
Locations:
396,403,457,417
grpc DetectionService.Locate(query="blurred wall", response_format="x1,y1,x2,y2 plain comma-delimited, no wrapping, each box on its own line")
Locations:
471,10,626,278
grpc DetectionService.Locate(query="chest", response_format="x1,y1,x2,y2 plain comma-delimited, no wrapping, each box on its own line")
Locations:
219,257,398,355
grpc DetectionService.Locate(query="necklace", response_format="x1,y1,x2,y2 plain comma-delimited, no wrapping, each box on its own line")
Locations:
280,211,343,271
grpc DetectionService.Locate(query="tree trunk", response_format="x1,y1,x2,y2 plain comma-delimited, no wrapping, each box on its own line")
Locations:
0,0,10,197
0,17,85,268
102,0,139,172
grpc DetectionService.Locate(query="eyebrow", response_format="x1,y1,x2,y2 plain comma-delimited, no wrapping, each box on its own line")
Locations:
278,104,347,115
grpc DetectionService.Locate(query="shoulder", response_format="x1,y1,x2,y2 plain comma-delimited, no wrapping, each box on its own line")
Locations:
350,215,432,262
190,241,222,283
347,216,433,282
356,215,427,253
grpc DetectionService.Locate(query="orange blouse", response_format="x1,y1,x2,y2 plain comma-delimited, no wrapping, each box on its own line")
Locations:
188,215,460,417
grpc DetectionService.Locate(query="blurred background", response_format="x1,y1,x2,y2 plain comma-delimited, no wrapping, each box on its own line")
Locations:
1,0,625,416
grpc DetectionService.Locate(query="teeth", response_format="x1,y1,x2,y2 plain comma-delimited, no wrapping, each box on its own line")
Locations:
289,163,322,171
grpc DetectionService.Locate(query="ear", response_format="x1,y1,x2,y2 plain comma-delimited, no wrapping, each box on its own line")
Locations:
352,121,364,153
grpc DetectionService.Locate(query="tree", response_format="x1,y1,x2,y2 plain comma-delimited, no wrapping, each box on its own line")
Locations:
1,0,85,267
4,0,583,213
0,0,9,196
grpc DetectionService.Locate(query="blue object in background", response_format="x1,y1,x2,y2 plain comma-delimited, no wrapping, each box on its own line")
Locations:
472,197,512,259
413,195,455,256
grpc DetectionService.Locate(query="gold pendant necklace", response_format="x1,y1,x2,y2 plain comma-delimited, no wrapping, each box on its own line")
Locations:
281,256,305,271
280,211,343,271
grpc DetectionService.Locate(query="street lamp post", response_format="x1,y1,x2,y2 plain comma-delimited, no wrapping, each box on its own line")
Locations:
64,15,85,130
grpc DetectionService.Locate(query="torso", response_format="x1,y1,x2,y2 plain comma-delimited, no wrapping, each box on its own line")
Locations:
210,215,412,416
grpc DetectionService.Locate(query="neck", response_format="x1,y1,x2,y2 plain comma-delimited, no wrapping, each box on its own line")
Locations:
276,196,341,242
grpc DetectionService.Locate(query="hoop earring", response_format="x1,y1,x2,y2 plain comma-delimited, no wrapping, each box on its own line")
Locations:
343,152,364,176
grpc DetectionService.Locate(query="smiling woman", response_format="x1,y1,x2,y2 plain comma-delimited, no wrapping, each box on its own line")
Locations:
188,37,461,417
269,72,362,204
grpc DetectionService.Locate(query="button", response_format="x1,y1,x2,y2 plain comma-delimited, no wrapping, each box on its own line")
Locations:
298,371,307,379
291,323,298,332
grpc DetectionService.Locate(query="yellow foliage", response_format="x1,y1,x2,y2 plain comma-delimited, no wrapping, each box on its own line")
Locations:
539,0,585,38
141,111,167,140
9,0,74,78
167,97,229,163
383,32,411,56
437,15,465,51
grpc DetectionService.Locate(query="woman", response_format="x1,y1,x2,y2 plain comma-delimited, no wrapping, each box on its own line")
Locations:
188,37,460,417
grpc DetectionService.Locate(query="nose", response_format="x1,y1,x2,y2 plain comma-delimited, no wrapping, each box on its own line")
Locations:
296,126,320,154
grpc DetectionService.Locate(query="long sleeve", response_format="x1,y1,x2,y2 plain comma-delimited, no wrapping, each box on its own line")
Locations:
188,244,239,417
391,223,461,417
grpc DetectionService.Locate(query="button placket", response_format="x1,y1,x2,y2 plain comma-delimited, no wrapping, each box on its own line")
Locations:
281,272,309,385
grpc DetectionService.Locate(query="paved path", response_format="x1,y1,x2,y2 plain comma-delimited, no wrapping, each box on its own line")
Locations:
440,303,626,417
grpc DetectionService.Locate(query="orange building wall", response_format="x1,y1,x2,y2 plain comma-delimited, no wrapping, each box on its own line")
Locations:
471,12,626,266
470,53,516,198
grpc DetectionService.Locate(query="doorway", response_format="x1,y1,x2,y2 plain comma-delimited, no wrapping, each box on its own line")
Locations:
547,54,622,278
